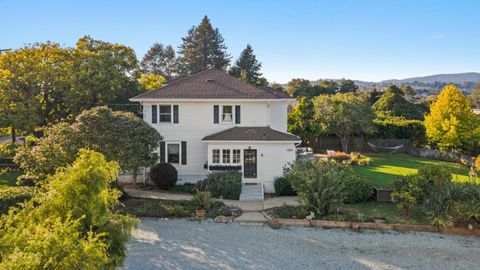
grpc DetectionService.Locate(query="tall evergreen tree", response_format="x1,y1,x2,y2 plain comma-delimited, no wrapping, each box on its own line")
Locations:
140,43,177,79
229,44,264,85
177,16,230,74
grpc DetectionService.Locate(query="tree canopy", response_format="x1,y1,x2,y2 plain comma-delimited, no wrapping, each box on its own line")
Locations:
470,83,480,109
177,16,230,75
139,73,166,91
313,93,375,152
0,36,142,140
424,84,480,152
229,44,266,85
15,106,162,183
286,79,358,97
288,98,319,146
140,43,177,79
372,84,423,119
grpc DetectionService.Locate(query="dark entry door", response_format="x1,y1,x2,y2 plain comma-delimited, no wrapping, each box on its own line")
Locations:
243,149,257,178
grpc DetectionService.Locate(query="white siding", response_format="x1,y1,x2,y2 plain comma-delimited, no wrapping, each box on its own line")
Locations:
141,99,292,188
207,142,297,193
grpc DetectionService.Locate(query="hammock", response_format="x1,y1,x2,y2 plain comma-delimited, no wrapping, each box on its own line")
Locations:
367,142,404,153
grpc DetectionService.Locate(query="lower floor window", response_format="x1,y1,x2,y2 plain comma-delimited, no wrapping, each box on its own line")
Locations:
232,149,241,164
212,149,220,164
167,143,180,163
222,149,231,163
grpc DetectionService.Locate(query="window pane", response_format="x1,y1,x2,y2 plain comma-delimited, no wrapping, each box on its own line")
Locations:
222,149,231,163
233,149,241,164
222,106,233,122
212,149,220,164
168,144,179,163
152,105,157,123
159,105,171,123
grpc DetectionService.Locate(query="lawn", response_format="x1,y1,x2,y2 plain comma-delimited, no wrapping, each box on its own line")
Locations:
0,171,21,188
352,153,471,188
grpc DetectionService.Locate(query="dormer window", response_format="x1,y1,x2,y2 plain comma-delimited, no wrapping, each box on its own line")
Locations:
222,106,233,123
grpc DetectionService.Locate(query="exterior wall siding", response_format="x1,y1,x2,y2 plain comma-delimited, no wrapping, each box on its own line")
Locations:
140,100,294,190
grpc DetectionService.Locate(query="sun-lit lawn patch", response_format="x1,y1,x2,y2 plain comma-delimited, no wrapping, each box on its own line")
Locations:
352,153,471,188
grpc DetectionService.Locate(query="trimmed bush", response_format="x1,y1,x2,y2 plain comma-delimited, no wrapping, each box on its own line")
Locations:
149,163,178,189
274,176,296,196
198,171,242,200
342,177,373,203
0,186,34,214
191,191,212,210
373,117,426,146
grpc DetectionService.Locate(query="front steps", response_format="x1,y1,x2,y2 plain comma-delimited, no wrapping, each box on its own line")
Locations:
239,183,264,201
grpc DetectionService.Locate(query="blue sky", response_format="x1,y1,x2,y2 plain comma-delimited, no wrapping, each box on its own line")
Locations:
2,0,480,83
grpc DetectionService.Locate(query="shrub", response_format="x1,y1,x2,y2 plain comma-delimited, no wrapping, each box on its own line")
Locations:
373,117,426,146
274,176,296,196
350,152,370,166
206,204,241,218
149,163,178,189
199,171,242,200
0,142,17,159
391,176,421,217
0,186,34,214
284,159,348,215
342,176,373,203
0,150,137,268
474,155,480,173
272,204,309,219
191,191,212,210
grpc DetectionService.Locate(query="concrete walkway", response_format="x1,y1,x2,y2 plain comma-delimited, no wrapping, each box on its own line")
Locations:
124,187,299,223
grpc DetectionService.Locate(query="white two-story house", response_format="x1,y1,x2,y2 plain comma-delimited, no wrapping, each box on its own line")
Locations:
130,68,300,197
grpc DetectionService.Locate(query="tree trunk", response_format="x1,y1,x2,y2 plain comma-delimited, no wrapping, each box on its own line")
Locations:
339,136,349,153
132,168,138,185
11,126,16,143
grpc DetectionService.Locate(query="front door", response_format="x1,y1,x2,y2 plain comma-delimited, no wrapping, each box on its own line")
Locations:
243,149,257,178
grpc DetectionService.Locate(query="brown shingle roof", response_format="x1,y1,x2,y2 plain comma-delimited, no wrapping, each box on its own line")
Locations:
202,126,301,142
131,68,292,100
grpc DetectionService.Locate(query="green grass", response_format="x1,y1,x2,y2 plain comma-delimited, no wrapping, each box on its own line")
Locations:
340,201,429,225
0,171,22,188
352,153,471,188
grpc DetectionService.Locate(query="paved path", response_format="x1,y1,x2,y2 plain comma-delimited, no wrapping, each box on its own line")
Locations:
122,219,480,270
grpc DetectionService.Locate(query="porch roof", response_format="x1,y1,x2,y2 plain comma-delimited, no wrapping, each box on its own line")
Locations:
202,126,301,142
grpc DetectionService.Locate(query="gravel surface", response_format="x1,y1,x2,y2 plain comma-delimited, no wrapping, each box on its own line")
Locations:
122,219,480,270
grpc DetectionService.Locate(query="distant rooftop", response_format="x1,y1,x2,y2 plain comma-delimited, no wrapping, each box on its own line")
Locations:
131,68,292,100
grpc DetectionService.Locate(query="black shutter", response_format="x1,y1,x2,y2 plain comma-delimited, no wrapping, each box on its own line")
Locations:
152,105,158,124
213,105,219,124
235,105,241,124
173,105,179,123
159,142,165,163
181,141,187,165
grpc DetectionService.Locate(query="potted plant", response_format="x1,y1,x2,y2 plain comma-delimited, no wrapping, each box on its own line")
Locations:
192,191,211,219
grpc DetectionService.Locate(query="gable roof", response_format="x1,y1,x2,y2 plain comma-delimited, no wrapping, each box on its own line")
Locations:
131,68,292,100
202,126,301,142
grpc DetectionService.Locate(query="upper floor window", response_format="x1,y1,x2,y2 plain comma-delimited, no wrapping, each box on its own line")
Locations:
152,104,179,124
159,105,171,123
222,106,233,123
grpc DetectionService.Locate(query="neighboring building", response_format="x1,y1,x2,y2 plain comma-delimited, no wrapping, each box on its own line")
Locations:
130,68,300,198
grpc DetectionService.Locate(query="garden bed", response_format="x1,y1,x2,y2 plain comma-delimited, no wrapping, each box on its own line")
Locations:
122,198,241,219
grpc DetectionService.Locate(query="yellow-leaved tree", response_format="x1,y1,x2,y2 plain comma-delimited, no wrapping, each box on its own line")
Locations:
424,84,480,152
139,73,166,91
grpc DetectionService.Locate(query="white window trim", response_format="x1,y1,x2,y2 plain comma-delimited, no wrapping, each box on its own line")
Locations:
221,105,235,124
212,148,242,165
154,104,177,124
166,142,181,164
212,149,221,164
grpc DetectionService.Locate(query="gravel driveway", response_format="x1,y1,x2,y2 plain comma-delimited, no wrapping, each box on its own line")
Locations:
122,219,480,270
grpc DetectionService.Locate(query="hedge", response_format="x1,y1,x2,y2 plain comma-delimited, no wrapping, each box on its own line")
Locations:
373,118,425,146
0,186,35,214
